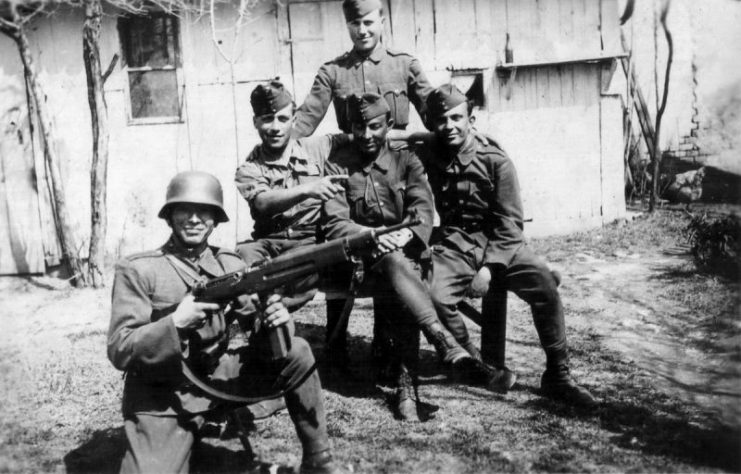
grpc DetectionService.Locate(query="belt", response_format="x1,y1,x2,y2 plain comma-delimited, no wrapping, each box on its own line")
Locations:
260,225,316,240
452,221,485,234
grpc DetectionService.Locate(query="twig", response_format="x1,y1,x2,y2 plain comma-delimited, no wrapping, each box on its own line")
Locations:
102,53,119,84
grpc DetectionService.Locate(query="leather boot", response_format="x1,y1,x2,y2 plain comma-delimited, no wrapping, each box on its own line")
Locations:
393,367,419,422
461,340,483,362
300,450,341,474
420,322,470,364
541,365,597,407
452,358,517,393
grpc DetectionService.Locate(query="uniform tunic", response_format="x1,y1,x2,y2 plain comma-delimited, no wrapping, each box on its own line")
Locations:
418,133,567,364
323,142,440,329
293,46,434,137
235,135,348,240
234,135,350,309
108,238,327,473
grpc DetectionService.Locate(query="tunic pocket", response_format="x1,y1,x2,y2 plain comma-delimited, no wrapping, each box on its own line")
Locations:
380,84,409,127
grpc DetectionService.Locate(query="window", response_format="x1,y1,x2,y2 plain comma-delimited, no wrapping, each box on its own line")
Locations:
118,13,182,123
451,70,485,108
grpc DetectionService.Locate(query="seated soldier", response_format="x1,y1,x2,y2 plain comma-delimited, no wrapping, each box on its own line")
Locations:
107,171,339,474
418,84,597,407
322,93,505,419
235,81,349,310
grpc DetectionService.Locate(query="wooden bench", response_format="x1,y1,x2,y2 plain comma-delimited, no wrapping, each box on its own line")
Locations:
319,267,561,369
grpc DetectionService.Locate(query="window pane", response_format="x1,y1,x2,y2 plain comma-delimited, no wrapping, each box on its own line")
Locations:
121,15,178,68
128,70,179,119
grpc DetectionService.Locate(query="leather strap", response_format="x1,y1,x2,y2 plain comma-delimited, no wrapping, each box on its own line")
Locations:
327,256,364,346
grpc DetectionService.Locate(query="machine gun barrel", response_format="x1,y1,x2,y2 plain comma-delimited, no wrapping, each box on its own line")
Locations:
192,214,422,360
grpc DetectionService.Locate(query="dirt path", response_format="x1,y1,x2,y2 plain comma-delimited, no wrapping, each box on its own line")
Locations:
553,250,740,427
0,233,739,473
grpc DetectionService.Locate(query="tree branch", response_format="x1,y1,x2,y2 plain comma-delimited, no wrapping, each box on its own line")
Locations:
102,52,118,84
656,0,673,123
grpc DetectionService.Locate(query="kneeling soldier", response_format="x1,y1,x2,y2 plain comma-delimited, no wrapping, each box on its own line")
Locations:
107,171,339,473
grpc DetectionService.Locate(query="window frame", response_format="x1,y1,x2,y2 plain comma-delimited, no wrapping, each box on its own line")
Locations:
118,12,185,126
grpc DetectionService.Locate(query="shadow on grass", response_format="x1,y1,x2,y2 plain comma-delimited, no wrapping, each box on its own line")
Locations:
62,425,288,474
64,427,126,474
522,364,741,472
295,321,382,399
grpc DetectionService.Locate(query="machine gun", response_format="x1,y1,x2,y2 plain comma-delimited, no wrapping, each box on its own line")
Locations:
192,214,422,361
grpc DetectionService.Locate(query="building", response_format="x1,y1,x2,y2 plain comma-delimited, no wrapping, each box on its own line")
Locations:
0,0,627,275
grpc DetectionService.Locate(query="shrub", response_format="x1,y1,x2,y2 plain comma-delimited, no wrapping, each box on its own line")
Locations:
685,212,741,279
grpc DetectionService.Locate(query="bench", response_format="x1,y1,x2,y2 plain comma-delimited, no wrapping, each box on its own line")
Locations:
319,267,561,369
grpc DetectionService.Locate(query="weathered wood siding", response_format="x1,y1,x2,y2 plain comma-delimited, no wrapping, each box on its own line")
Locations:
0,0,626,274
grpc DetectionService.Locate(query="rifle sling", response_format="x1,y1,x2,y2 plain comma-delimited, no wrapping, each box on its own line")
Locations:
163,252,310,404
327,258,364,346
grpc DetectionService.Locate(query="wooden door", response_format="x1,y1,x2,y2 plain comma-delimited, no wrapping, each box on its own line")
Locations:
286,0,391,135
0,104,46,275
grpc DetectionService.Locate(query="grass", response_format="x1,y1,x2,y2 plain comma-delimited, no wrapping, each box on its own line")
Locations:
0,208,739,473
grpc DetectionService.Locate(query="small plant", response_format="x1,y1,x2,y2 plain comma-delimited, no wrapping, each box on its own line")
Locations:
685,212,741,279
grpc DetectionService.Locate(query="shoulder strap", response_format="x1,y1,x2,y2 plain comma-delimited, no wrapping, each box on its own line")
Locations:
164,254,203,290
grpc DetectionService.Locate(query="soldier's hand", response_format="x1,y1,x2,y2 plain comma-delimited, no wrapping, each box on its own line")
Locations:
172,294,221,330
375,228,413,255
261,294,290,329
306,175,348,201
467,266,492,298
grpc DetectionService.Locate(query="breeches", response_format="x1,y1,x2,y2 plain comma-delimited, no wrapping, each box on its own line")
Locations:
430,243,567,360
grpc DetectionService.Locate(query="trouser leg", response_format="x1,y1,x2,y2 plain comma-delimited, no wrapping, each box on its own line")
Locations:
374,251,468,364
277,338,330,456
120,414,195,474
429,245,477,349
505,247,567,368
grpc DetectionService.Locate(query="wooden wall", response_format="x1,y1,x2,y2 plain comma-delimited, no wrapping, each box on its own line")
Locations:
0,0,626,274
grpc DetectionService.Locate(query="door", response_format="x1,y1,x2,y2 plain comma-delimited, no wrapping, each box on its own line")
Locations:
286,0,391,135
0,103,46,275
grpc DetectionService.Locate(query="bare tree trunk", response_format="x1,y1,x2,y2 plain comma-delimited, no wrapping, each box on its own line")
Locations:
83,0,109,287
648,0,673,213
3,19,88,286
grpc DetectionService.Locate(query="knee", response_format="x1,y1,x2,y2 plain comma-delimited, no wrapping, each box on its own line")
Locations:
286,337,316,371
376,250,407,271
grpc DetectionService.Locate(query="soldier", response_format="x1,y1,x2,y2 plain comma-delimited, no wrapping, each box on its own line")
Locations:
418,84,597,407
292,0,434,138
322,93,502,419
293,0,436,374
107,171,339,474
235,81,348,312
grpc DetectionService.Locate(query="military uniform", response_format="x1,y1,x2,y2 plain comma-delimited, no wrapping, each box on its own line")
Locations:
108,239,329,473
235,135,350,307
418,132,568,366
293,45,434,137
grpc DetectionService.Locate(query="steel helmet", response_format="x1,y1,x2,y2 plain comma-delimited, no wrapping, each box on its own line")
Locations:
157,171,229,223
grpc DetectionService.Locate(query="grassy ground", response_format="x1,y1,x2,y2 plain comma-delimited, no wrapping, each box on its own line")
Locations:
0,208,739,473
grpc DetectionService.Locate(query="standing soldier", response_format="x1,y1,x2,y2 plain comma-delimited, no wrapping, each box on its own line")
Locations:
323,93,501,420
292,0,434,138
418,85,597,406
108,171,339,473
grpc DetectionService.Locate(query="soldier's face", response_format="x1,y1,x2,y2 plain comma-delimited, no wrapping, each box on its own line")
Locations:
168,204,216,248
352,114,389,156
432,102,474,148
346,9,384,53
254,103,294,152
